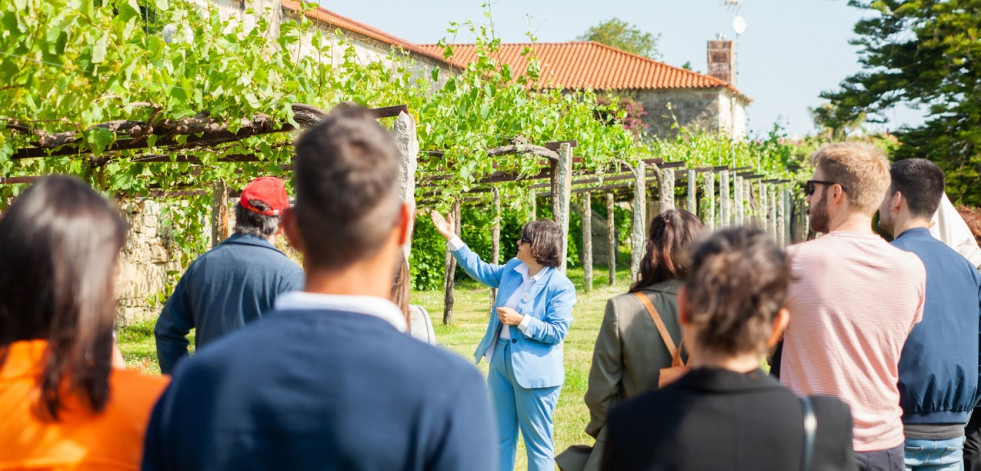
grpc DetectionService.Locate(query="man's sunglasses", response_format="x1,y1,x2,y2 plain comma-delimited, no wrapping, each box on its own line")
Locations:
804,180,845,196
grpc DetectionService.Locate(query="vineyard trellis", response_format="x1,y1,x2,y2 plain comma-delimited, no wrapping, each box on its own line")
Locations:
1,0,812,324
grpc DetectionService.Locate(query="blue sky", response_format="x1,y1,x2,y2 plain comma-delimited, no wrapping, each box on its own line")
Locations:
322,0,926,138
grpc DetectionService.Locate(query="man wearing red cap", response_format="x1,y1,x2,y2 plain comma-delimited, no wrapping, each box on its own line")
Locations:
154,176,304,374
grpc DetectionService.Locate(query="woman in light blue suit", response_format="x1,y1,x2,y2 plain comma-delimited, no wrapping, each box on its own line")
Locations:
431,211,577,471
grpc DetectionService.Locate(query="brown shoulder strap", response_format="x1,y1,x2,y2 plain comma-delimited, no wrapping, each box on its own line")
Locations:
633,291,679,359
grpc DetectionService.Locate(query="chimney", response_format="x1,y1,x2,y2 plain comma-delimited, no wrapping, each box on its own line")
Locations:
707,37,735,85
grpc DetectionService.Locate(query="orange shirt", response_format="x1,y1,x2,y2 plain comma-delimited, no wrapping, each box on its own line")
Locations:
0,340,169,470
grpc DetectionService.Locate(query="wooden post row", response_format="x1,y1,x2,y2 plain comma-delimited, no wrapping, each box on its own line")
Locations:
442,200,461,325
606,192,616,286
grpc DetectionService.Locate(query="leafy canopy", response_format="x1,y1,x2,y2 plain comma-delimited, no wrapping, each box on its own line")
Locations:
816,0,981,205
577,18,660,59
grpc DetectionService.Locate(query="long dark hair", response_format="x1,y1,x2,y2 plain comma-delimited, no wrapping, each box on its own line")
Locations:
0,176,128,420
391,253,412,330
629,209,704,292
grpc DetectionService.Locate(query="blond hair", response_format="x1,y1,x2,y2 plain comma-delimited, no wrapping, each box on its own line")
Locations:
811,142,891,214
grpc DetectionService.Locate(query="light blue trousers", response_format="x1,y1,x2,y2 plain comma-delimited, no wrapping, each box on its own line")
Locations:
489,338,561,471
905,436,965,471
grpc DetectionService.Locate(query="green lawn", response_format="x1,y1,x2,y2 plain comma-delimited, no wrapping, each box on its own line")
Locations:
118,265,634,468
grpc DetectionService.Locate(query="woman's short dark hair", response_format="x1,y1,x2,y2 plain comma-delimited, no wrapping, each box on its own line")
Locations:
684,227,790,357
0,176,128,419
234,200,280,238
521,219,563,268
629,209,704,292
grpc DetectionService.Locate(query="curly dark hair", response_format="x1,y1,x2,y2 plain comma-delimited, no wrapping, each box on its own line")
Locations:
684,227,791,356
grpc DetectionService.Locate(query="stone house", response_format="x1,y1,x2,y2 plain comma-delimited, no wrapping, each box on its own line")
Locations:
279,1,456,88
420,41,751,139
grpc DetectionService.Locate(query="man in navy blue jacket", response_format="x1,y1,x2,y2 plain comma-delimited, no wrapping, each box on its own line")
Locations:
154,176,304,374
142,104,496,471
878,158,981,470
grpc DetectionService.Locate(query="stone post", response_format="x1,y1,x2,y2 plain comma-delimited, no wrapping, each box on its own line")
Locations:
769,184,778,240
491,188,500,307
744,179,753,227
734,174,744,226
720,170,730,227
760,183,769,235
211,179,228,248
631,161,647,283
551,143,573,273
606,192,616,286
394,111,418,259
442,200,461,325
686,169,697,216
659,166,675,212
703,170,715,230
777,187,787,247
581,193,593,293
786,187,795,244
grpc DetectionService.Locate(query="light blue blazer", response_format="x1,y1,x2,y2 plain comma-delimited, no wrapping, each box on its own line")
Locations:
452,244,576,389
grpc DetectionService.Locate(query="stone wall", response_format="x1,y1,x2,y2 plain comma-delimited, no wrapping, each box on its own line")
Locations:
626,88,747,140
631,88,721,138
116,200,184,325
718,89,748,139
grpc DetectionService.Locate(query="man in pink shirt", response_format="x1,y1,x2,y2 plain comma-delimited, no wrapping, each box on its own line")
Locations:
780,142,926,471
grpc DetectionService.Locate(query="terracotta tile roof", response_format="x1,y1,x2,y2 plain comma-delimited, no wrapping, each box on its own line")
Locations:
420,41,749,100
280,1,451,65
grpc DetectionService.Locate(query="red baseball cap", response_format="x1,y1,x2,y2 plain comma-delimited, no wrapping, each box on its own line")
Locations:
240,176,289,216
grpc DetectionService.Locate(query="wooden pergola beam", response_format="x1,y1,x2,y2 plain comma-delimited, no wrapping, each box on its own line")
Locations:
7,104,401,160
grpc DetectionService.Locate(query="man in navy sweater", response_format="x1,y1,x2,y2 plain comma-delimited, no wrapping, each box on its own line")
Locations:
154,176,304,374
878,158,981,470
142,104,496,471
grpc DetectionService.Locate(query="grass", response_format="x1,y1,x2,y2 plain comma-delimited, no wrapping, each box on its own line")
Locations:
118,265,634,468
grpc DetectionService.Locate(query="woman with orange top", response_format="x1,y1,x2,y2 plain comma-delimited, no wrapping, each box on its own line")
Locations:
0,176,168,470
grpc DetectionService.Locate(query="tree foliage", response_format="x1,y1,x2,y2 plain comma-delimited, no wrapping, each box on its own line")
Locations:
577,18,660,59
816,0,981,205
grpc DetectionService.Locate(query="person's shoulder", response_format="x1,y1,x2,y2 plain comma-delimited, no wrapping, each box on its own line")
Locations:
785,237,826,258
110,368,169,395
547,268,576,291
107,369,169,420
609,386,676,425
396,335,481,379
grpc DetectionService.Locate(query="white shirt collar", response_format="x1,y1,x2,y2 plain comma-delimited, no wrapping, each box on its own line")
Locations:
274,291,408,333
514,262,548,282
